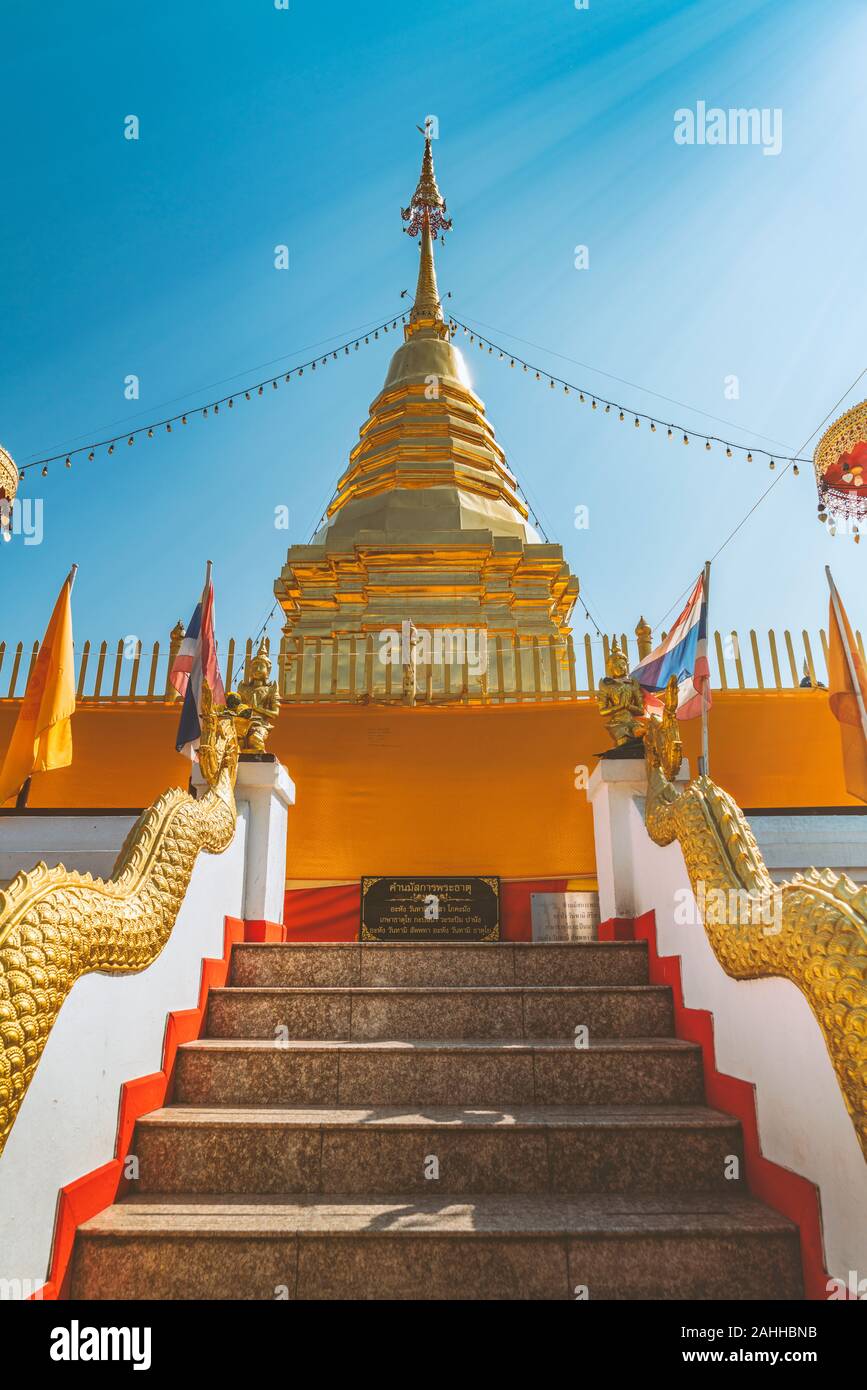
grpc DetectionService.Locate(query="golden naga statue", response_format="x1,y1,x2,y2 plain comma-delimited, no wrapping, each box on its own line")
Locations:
0,681,238,1158
644,675,867,1159
230,636,280,752
597,639,646,746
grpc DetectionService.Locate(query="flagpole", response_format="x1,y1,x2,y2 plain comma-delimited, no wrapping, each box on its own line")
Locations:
14,566,77,811
826,565,867,743
200,560,220,695
698,559,711,778
201,560,212,608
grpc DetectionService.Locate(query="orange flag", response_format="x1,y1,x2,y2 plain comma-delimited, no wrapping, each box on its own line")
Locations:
0,567,77,806
826,567,867,805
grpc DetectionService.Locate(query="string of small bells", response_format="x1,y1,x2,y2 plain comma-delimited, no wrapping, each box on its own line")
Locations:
446,316,808,477
16,313,409,483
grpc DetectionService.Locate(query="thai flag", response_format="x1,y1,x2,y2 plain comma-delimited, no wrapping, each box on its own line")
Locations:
631,572,711,720
169,567,226,759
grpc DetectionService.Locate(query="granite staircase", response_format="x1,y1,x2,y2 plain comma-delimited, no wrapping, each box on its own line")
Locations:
69,940,803,1300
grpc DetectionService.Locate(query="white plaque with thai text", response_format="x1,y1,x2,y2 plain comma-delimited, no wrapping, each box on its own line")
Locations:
530,891,600,942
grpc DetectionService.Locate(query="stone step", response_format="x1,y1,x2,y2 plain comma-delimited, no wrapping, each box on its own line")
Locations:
69,1192,802,1300
131,1104,743,1197
174,1037,704,1107
230,941,649,989
206,985,674,1041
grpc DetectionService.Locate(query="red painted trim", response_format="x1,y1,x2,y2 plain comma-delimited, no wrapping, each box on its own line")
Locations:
598,917,635,941
621,909,834,1301
244,918,285,942
36,915,245,1300
284,884,361,941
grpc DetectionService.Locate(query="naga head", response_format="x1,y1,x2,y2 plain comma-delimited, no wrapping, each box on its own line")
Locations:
198,678,239,791
644,673,683,783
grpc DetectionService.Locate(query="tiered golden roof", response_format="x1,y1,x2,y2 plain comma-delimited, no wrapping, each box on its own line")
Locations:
319,132,535,545
319,329,535,544
275,133,579,697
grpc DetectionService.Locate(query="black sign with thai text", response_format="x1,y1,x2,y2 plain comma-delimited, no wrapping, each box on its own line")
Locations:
360,876,500,942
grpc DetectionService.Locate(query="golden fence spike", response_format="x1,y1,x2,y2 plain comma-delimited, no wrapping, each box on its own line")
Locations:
146,641,160,698
584,634,594,692
77,639,91,698
566,634,578,696
128,639,142,700
802,630,817,688
635,615,652,660
768,629,782,689
713,631,728,689
494,634,504,702
732,631,745,688
110,639,124,698
93,640,108,699
749,630,764,689
8,641,23,698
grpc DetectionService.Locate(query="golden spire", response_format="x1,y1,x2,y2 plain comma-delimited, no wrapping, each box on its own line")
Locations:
401,123,452,340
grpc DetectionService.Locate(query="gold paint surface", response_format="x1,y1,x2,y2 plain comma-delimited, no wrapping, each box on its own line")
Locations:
644,691,867,1159
0,684,239,1157
273,138,579,698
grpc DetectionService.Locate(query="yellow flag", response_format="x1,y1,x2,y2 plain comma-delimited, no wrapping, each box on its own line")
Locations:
0,569,76,806
827,571,867,805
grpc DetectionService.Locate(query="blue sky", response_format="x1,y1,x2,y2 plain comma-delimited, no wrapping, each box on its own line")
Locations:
1,0,864,669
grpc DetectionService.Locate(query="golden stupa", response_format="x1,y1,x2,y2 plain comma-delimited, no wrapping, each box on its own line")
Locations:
274,133,579,698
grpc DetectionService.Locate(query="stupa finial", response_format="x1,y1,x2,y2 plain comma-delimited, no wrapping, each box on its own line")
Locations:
401,123,452,339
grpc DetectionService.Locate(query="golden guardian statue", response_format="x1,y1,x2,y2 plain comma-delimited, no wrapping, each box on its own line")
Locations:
230,636,280,753
597,639,646,747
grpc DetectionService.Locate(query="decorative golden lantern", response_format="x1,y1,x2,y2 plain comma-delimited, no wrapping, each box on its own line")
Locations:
0,444,17,539
814,399,867,526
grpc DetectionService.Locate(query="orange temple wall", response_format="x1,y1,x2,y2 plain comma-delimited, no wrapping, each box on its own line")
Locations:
0,690,857,883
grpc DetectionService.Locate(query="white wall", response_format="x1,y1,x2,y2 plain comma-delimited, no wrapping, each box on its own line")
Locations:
747,812,867,883
0,806,248,1298
0,813,137,885
591,760,867,1286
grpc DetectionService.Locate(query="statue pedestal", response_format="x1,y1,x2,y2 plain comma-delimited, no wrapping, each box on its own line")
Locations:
588,754,689,921
195,753,295,925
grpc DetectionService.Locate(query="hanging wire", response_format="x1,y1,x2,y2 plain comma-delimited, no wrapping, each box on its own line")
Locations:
447,314,812,467
16,310,408,479
651,366,867,632
455,310,798,455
